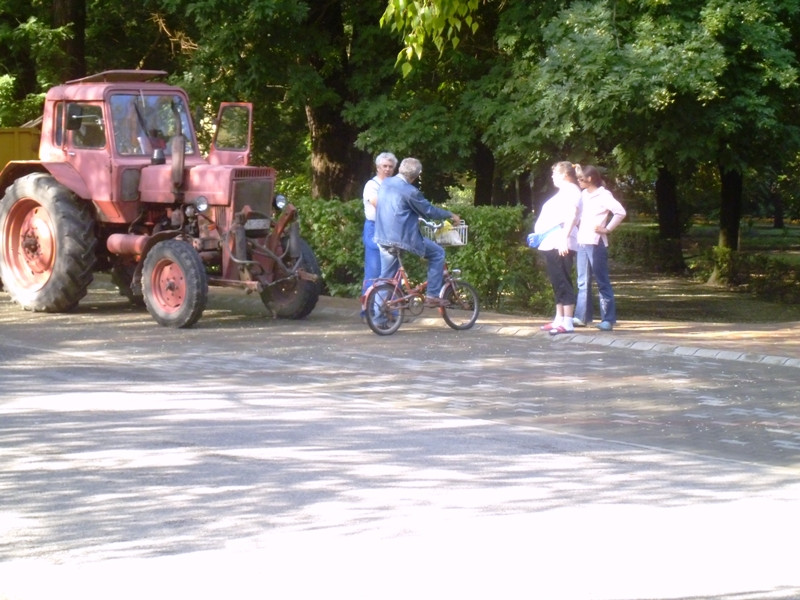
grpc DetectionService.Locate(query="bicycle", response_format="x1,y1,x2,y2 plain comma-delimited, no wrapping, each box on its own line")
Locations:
364,219,480,336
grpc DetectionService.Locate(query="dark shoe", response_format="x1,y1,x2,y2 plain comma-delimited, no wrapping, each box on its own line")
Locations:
424,296,447,308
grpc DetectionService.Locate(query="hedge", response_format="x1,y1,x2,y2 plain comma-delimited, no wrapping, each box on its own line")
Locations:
293,198,552,314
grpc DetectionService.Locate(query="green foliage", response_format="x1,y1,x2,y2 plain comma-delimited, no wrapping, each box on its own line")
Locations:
292,197,365,298
276,173,312,200
610,226,687,273
345,90,476,201
694,246,800,304
381,0,481,72
482,0,728,176
449,204,529,309
3,0,800,272
0,76,44,126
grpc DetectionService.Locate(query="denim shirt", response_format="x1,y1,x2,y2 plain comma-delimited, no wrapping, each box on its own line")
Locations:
374,175,454,257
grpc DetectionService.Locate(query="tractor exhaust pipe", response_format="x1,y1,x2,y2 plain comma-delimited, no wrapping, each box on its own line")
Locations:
107,233,150,256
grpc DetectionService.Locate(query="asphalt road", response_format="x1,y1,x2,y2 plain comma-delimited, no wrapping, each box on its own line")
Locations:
2,278,799,600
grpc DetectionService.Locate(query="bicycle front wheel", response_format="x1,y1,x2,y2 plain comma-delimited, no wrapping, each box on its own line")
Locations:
441,280,479,330
365,282,404,335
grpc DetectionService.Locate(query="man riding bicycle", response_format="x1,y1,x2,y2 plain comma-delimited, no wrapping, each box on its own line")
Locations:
374,158,461,307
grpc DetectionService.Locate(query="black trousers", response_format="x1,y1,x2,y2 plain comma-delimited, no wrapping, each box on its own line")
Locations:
543,249,576,305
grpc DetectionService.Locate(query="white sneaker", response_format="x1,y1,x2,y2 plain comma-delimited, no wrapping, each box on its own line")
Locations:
572,318,586,327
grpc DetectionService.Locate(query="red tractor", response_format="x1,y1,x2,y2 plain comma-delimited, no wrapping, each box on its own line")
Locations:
0,70,321,327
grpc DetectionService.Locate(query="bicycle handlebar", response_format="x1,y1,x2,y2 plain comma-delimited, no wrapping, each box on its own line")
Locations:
418,217,442,230
419,217,465,230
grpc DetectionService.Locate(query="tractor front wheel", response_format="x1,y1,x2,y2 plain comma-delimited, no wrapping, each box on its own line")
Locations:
142,239,208,328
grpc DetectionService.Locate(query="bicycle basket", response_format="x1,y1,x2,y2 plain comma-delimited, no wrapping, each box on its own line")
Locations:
420,221,468,246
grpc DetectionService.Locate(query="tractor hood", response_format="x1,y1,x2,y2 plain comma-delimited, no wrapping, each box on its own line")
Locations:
139,163,277,213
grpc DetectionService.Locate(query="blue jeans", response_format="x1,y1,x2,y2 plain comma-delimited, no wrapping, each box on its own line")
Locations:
379,238,445,297
575,242,616,324
362,220,380,296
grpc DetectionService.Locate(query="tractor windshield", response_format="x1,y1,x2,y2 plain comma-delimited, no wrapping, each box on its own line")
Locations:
110,93,196,157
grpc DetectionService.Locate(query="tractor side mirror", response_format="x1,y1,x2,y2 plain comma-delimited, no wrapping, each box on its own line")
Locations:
66,103,83,131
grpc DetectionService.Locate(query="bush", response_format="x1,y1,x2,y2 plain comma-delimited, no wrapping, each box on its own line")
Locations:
695,247,800,303
292,198,552,313
294,197,365,297
610,226,685,273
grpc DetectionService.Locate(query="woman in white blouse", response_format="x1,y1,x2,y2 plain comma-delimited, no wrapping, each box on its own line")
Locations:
532,161,581,335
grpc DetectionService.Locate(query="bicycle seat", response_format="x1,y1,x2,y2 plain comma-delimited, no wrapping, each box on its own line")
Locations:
380,245,403,257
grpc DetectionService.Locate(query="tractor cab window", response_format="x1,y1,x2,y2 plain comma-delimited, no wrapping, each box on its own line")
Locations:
66,103,106,148
110,93,196,157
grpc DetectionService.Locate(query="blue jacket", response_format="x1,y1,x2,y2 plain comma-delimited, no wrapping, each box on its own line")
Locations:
374,175,454,257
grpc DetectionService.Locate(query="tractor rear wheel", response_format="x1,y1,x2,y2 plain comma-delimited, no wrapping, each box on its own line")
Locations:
0,173,96,312
261,237,321,319
142,239,208,328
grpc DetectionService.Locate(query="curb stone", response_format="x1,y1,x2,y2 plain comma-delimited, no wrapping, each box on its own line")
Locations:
334,299,799,369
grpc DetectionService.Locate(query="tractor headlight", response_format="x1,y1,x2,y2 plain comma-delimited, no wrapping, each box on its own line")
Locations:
194,196,209,212
274,194,287,210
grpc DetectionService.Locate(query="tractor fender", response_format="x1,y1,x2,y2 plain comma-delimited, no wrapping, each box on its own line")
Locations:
0,161,47,196
0,161,90,201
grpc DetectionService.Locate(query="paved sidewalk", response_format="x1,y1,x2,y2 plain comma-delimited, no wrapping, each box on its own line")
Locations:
320,295,800,368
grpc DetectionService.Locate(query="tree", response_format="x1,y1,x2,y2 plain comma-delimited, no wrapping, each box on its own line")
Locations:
154,0,403,200
0,0,83,121
699,0,800,252
356,0,547,205
51,0,86,80
382,0,800,260
344,15,499,203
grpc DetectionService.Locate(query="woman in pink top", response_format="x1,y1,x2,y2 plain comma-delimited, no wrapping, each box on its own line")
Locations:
574,165,627,331
532,161,580,334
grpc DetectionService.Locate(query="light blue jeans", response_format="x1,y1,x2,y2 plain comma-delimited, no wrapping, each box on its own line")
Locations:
361,220,380,296
575,242,616,324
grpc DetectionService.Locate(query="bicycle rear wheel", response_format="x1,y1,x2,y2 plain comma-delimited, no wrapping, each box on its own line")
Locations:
441,280,479,330
365,282,404,335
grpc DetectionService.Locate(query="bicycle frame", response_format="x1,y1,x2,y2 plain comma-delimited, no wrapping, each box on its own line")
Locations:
370,252,427,313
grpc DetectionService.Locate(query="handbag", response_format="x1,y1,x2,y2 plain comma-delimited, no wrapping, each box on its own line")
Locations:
526,224,561,249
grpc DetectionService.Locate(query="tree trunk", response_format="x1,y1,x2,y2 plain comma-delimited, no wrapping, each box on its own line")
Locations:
491,178,517,206
52,0,86,80
653,166,685,273
654,167,681,239
718,166,743,250
473,141,494,206
517,171,532,213
771,190,784,229
304,0,368,200
306,103,364,200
